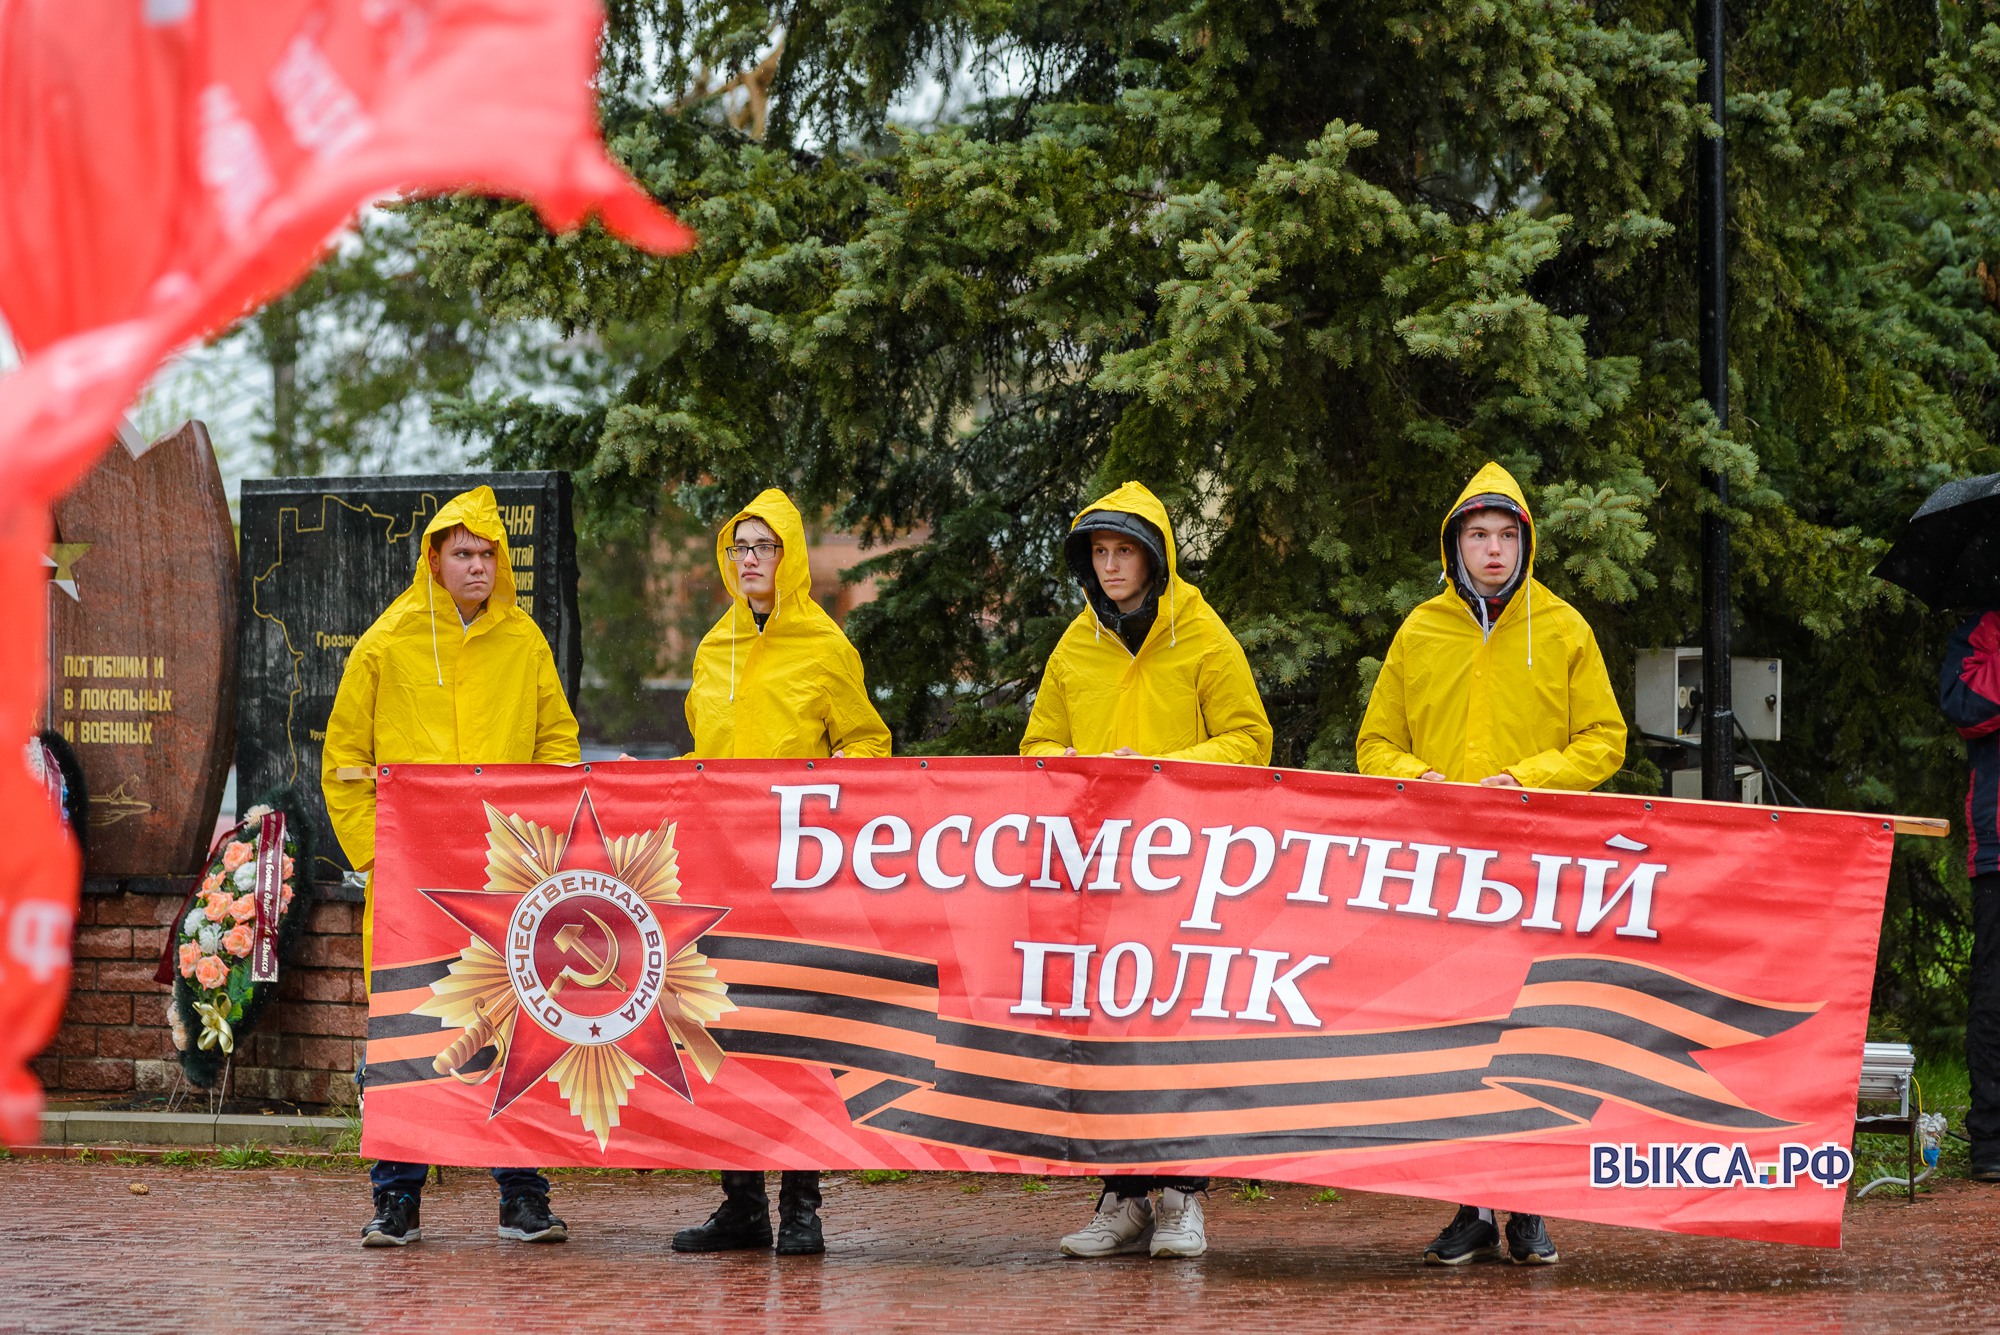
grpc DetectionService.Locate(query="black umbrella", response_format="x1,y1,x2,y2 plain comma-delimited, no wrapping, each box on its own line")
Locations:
1874,472,2000,609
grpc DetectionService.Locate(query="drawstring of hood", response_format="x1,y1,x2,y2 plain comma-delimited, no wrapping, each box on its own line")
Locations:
425,573,443,687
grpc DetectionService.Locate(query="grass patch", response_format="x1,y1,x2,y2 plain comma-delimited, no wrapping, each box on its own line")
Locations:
160,1149,199,1167
1020,1176,1048,1194
73,1148,95,1163
214,1142,275,1170
112,1153,140,1166
959,1181,983,1195
1309,1187,1342,1204
856,1168,909,1185
1233,1182,1271,1202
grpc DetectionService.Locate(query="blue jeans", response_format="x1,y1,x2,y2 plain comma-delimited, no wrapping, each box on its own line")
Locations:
369,1160,549,1198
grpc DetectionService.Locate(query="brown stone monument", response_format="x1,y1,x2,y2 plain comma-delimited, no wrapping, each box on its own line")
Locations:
47,421,237,875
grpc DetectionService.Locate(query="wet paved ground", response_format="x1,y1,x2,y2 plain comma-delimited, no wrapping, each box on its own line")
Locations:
9,1160,2000,1332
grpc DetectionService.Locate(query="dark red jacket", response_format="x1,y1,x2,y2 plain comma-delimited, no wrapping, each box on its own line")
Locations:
1941,610,2000,877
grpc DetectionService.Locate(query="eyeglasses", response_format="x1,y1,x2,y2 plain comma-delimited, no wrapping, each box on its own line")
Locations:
725,542,783,562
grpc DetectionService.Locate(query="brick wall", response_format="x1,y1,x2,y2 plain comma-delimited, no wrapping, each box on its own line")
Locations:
39,889,365,1108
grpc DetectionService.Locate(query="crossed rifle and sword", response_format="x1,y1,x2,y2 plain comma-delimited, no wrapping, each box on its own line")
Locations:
433,911,626,1080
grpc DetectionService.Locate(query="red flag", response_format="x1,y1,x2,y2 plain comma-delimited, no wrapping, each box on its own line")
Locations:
0,0,693,1144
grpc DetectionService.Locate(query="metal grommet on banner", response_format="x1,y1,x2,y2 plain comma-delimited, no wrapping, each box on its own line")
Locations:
695,763,704,771
583,763,591,773
380,766,389,777
920,760,928,769
806,761,815,770
1153,763,1162,773
1272,773,1282,782
1396,782,1405,791
473,766,482,775
1644,801,1653,810
1771,812,1780,822
1521,794,1529,804
1036,760,1044,769
1881,821,1891,830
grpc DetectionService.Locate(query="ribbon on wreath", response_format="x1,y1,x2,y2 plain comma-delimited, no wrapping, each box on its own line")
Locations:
250,810,286,984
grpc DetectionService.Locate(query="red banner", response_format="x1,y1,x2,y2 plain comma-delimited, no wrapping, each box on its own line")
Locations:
366,757,1897,1247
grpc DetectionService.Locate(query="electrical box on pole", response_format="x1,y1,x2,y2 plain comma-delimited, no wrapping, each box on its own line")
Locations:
1633,649,1781,743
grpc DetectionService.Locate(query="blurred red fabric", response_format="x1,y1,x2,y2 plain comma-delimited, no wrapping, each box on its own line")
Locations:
0,0,692,1144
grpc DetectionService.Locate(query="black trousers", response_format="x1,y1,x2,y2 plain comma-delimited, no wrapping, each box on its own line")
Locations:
721,1169,819,1205
1969,873,2000,1160
1101,1175,1208,1198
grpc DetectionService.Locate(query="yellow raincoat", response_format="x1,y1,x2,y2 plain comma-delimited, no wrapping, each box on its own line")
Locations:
1022,481,1272,764
1356,462,1625,789
321,486,580,971
685,489,891,760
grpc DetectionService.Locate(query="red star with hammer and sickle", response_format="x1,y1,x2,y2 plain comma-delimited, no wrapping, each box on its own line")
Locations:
421,792,727,1119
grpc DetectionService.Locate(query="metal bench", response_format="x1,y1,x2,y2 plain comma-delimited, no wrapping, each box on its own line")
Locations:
1853,1042,1922,1201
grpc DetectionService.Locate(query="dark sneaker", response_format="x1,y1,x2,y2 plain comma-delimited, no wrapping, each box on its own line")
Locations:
1423,1204,1500,1265
498,1192,569,1243
673,1199,774,1252
362,1190,421,1248
1505,1212,1559,1265
1970,1160,2000,1182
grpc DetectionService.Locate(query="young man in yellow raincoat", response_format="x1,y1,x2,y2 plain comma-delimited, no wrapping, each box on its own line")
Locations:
1023,480,1272,1260
669,487,891,1257
321,486,580,1249
1357,461,1626,1266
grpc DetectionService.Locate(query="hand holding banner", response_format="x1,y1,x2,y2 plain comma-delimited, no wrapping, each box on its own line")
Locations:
366,756,1902,1247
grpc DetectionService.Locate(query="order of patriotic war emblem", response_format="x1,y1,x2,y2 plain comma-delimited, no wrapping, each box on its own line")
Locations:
416,792,734,1148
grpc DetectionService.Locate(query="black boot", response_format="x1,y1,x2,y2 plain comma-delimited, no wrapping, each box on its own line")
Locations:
776,1170,824,1255
672,1172,773,1252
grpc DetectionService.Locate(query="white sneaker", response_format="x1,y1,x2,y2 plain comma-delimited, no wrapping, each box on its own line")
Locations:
1059,1192,1154,1257
1150,1188,1207,1258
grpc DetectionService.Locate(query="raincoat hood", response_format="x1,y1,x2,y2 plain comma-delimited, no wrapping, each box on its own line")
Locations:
1073,481,1180,585
417,485,518,617
1439,461,1535,604
684,488,892,761
715,488,813,621
1065,481,1190,650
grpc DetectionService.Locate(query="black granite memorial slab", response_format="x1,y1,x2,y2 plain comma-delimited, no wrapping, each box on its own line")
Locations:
235,472,580,880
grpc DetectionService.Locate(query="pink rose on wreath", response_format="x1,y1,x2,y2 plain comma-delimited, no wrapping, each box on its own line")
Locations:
201,870,224,894
279,885,294,913
229,894,257,922
281,856,295,882
194,955,229,990
221,840,256,873
222,924,254,957
177,943,201,978
202,891,232,921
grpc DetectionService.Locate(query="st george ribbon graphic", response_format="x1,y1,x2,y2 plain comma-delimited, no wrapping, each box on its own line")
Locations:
365,757,1907,1248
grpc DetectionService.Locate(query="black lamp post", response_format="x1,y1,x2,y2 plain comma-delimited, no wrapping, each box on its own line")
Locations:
1697,0,1736,801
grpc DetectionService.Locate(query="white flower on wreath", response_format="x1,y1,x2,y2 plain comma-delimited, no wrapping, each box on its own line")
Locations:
183,907,204,936
242,804,272,822
197,924,221,953
232,861,258,892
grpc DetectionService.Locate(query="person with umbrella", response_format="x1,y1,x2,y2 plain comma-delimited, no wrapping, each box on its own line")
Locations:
1878,471,2000,1182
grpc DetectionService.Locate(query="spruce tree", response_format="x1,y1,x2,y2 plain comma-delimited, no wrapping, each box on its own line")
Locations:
405,0,2000,1047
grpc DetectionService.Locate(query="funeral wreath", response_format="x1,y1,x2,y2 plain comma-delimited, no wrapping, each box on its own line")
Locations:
162,788,315,1087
